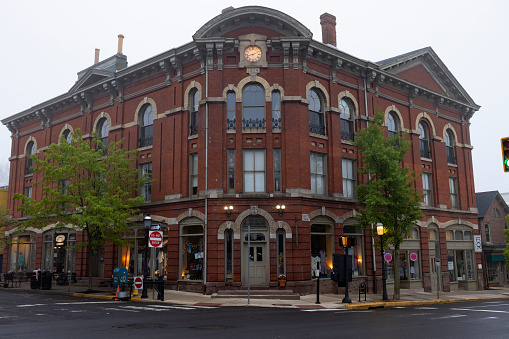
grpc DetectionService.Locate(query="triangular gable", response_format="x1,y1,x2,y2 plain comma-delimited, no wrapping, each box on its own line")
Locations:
69,69,113,93
377,47,477,107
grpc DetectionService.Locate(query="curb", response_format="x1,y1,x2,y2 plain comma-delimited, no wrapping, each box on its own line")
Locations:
345,296,509,310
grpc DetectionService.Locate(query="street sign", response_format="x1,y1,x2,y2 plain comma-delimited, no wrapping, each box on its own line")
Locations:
410,253,418,261
384,253,392,262
149,230,163,248
134,276,143,290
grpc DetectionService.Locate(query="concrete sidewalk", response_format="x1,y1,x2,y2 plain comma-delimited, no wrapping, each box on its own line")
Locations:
3,281,509,310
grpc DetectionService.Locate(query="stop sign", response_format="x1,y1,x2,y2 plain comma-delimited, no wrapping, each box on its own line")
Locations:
149,231,163,248
134,276,143,289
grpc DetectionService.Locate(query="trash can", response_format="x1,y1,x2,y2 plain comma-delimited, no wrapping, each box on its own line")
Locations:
40,271,52,290
30,271,39,289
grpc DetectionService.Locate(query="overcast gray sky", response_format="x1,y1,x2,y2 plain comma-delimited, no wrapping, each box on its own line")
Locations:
0,0,506,193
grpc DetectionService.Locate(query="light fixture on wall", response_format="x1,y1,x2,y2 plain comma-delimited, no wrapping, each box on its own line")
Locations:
276,204,285,217
224,205,233,218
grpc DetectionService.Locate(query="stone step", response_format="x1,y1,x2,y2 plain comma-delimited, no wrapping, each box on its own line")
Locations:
212,289,300,300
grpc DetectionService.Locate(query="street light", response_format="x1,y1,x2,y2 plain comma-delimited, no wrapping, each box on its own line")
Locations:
224,205,233,218
142,213,151,298
276,204,285,217
340,236,352,303
377,223,389,301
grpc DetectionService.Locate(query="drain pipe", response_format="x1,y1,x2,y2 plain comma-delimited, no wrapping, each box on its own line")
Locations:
204,54,209,288
363,74,377,291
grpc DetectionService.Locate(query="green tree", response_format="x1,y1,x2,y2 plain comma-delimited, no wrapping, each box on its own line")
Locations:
14,129,148,290
0,206,21,251
353,110,423,299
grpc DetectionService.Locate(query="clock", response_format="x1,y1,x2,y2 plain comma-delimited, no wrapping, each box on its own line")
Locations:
244,46,262,62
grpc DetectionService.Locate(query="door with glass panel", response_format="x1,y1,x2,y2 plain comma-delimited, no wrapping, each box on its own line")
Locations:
241,216,269,286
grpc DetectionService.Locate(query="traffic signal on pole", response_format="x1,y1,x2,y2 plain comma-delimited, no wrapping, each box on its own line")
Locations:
502,137,509,172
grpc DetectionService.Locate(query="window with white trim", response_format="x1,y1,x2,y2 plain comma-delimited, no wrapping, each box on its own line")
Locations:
243,149,265,193
422,172,433,206
342,158,355,198
310,152,326,195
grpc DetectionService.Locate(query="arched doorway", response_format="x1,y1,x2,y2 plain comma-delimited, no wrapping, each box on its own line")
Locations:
241,216,269,286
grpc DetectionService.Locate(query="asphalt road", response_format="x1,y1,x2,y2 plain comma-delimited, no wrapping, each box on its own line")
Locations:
1,290,509,338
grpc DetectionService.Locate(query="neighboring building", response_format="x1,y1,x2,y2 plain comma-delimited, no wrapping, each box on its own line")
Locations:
0,186,7,273
1,6,481,295
476,191,509,287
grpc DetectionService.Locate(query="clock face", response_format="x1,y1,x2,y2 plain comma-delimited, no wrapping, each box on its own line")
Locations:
244,46,262,62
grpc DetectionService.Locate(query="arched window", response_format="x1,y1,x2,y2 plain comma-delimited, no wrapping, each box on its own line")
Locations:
139,105,153,147
225,229,233,281
25,141,35,174
387,111,399,138
62,129,72,143
339,99,354,141
97,118,109,149
308,89,325,135
243,83,265,129
272,90,281,130
419,121,431,158
189,89,199,136
445,129,456,164
226,91,236,131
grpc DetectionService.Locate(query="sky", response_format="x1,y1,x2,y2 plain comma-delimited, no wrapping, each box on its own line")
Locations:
0,0,507,193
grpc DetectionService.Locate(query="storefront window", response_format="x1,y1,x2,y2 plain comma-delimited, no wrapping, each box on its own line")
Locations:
385,250,420,281
181,224,204,280
277,229,285,276
9,234,36,272
343,224,364,276
448,250,456,282
311,222,333,277
225,229,233,279
446,227,476,282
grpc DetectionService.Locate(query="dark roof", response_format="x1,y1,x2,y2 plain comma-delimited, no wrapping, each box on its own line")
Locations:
476,191,503,218
376,47,430,67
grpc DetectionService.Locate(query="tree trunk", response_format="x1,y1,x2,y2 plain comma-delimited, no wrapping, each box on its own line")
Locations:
393,247,400,300
86,229,93,291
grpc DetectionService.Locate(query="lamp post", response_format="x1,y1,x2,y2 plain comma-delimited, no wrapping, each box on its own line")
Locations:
142,213,151,298
377,223,389,301
340,236,351,303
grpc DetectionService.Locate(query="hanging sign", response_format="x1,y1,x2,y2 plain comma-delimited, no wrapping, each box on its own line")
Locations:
384,253,392,262
149,231,163,248
474,235,482,253
410,253,418,261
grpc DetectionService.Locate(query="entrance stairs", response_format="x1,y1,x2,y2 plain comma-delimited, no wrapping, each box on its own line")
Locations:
212,289,300,300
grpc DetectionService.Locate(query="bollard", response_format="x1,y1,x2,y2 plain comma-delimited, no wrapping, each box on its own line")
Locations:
316,276,320,304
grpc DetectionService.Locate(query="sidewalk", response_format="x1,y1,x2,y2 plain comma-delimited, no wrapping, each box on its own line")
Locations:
3,281,509,310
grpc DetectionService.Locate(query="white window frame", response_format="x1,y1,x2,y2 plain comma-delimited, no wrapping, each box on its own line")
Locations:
243,149,266,193
310,152,326,195
342,158,355,198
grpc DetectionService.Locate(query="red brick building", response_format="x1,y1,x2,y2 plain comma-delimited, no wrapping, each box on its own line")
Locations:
476,191,509,287
2,6,482,295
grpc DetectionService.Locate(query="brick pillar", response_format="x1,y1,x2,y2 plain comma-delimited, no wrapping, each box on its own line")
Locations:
320,13,337,47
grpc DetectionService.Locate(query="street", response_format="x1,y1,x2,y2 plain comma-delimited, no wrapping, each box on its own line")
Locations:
1,290,508,338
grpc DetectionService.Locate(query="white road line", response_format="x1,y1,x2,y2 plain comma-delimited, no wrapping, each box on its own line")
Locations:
301,308,346,312
414,307,438,310
430,314,467,320
102,307,140,313
55,301,118,305
452,308,509,314
17,304,46,307
393,307,407,309
143,304,197,310
120,306,172,312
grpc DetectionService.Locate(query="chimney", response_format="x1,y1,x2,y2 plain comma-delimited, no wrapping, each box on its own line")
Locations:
320,13,337,47
117,34,125,55
94,48,100,64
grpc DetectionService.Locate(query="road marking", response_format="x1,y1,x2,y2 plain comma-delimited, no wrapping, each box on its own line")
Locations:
393,307,407,309
301,308,346,312
430,314,466,320
414,307,438,310
17,304,46,307
482,317,499,319
102,307,140,313
452,308,509,314
55,301,117,305
143,304,197,310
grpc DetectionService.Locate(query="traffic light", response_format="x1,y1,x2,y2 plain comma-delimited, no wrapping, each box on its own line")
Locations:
502,137,509,172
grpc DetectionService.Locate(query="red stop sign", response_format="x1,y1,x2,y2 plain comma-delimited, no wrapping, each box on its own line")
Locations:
149,231,163,248
134,276,143,289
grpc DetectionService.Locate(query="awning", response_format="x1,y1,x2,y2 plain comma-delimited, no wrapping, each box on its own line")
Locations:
486,255,506,262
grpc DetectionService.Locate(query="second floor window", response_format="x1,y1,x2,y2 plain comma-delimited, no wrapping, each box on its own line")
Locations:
422,172,433,206
485,223,491,243
273,149,282,192
308,89,325,135
244,149,265,193
310,152,326,195
227,149,235,193
62,129,72,143
190,153,198,196
243,84,265,129
340,99,354,141
25,141,35,175
342,158,355,198
419,121,431,159
445,129,456,164
139,105,153,147
449,177,458,209
387,111,399,138
139,163,152,202
190,89,199,136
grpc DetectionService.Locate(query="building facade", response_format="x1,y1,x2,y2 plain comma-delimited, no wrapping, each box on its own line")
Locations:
2,6,481,295
476,191,509,287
